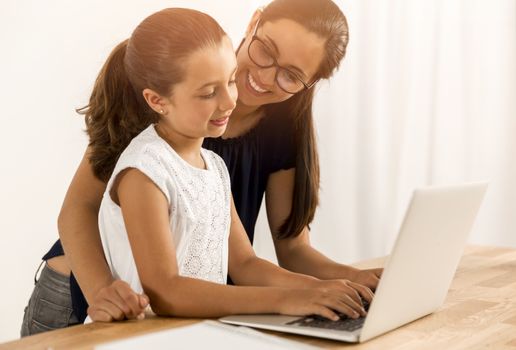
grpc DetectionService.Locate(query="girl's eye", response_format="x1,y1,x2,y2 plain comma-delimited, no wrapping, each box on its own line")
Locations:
200,91,216,99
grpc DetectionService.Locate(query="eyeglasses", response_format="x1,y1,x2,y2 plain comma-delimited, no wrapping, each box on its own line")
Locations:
247,21,318,94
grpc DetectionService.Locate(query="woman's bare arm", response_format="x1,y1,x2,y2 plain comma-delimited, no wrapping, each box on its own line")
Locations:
266,169,382,289
58,147,147,320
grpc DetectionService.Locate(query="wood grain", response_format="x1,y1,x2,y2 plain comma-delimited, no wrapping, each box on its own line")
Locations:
2,245,515,350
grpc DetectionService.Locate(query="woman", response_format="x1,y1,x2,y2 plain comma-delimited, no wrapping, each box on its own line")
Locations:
38,0,381,325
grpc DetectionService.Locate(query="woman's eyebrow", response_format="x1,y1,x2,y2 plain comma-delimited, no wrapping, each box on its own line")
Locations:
264,35,308,79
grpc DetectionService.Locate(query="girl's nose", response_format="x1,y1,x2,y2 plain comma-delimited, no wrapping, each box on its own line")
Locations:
220,86,237,112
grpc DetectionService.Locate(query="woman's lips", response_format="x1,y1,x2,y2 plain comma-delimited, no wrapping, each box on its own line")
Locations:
245,70,271,97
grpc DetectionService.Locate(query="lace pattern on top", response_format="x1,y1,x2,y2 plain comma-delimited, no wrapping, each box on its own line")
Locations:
102,125,231,289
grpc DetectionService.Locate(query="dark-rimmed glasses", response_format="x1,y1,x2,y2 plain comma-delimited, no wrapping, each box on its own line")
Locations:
247,20,318,94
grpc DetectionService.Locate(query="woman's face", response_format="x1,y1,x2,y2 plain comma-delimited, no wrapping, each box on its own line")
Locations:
235,18,326,108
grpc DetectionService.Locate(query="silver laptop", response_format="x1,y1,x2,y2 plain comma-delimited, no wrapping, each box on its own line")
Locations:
220,182,488,343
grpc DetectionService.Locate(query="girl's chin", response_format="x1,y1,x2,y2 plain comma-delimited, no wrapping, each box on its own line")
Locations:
207,128,227,138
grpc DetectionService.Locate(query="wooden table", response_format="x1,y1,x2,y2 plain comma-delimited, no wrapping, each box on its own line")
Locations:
2,245,516,349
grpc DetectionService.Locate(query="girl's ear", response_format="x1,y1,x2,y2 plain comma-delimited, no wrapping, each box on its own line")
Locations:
245,7,264,37
142,88,166,114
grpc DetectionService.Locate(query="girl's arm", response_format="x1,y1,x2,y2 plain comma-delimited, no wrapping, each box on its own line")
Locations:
117,168,368,320
58,148,147,321
265,169,383,289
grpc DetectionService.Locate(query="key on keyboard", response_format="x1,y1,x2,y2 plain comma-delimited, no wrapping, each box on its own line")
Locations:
286,299,370,332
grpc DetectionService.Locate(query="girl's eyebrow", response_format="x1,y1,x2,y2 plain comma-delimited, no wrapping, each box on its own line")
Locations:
197,81,218,90
196,66,238,90
263,35,308,80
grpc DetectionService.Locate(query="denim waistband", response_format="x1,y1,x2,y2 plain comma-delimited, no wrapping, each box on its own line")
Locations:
37,263,72,296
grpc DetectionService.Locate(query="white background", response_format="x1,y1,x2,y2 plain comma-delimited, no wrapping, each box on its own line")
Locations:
1,0,515,343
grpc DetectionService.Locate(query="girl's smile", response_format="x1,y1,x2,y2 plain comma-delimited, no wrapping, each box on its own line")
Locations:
209,115,230,127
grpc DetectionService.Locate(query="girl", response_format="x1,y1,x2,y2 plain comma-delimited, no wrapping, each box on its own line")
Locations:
21,7,372,336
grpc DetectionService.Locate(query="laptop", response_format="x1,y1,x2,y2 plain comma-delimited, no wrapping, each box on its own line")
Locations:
220,182,488,343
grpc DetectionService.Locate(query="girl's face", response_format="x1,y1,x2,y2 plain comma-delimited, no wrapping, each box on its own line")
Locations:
235,18,326,108
159,37,238,139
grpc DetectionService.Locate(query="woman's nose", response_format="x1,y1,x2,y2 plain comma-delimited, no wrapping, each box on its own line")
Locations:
257,66,276,88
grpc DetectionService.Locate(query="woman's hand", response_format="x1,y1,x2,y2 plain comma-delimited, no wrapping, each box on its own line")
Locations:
278,280,372,321
350,268,383,290
87,280,149,322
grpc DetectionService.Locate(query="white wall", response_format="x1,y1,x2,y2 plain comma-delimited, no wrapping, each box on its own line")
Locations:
1,0,515,343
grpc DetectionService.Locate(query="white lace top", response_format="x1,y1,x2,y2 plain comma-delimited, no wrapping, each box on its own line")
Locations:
98,124,231,294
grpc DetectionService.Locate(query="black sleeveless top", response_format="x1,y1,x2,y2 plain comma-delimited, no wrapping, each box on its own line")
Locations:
43,113,296,322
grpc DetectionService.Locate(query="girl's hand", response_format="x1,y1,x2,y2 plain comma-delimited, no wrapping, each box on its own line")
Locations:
311,279,374,304
350,268,383,290
87,280,149,322
278,281,371,321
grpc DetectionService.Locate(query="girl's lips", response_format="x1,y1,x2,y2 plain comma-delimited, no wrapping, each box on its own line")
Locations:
209,116,229,127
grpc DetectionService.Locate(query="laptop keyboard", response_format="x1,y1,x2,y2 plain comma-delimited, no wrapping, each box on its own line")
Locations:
286,300,369,332
288,314,366,332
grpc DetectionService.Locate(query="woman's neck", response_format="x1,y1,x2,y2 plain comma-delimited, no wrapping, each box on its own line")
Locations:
231,101,260,120
222,101,264,139
155,123,205,169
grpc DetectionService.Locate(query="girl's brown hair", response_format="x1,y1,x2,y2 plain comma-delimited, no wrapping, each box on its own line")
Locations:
261,0,349,238
79,8,227,181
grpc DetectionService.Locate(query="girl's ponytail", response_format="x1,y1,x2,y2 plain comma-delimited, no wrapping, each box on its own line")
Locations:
78,39,158,182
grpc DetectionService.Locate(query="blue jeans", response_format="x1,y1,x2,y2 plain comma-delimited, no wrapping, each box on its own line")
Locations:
20,262,80,337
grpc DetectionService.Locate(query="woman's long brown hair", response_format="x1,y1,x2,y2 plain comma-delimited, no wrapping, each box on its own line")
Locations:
261,0,349,238
78,8,227,182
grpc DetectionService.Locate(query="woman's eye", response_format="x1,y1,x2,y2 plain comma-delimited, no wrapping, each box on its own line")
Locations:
259,45,270,56
285,71,298,83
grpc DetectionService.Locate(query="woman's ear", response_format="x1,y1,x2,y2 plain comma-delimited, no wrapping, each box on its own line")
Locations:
245,7,264,37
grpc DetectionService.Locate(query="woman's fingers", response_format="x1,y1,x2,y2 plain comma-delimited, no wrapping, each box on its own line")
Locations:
113,281,145,318
87,299,124,322
139,294,150,309
87,307,113,322
97,286,131,318
372,268,383,278
361,268,383,289
88,280,148,322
